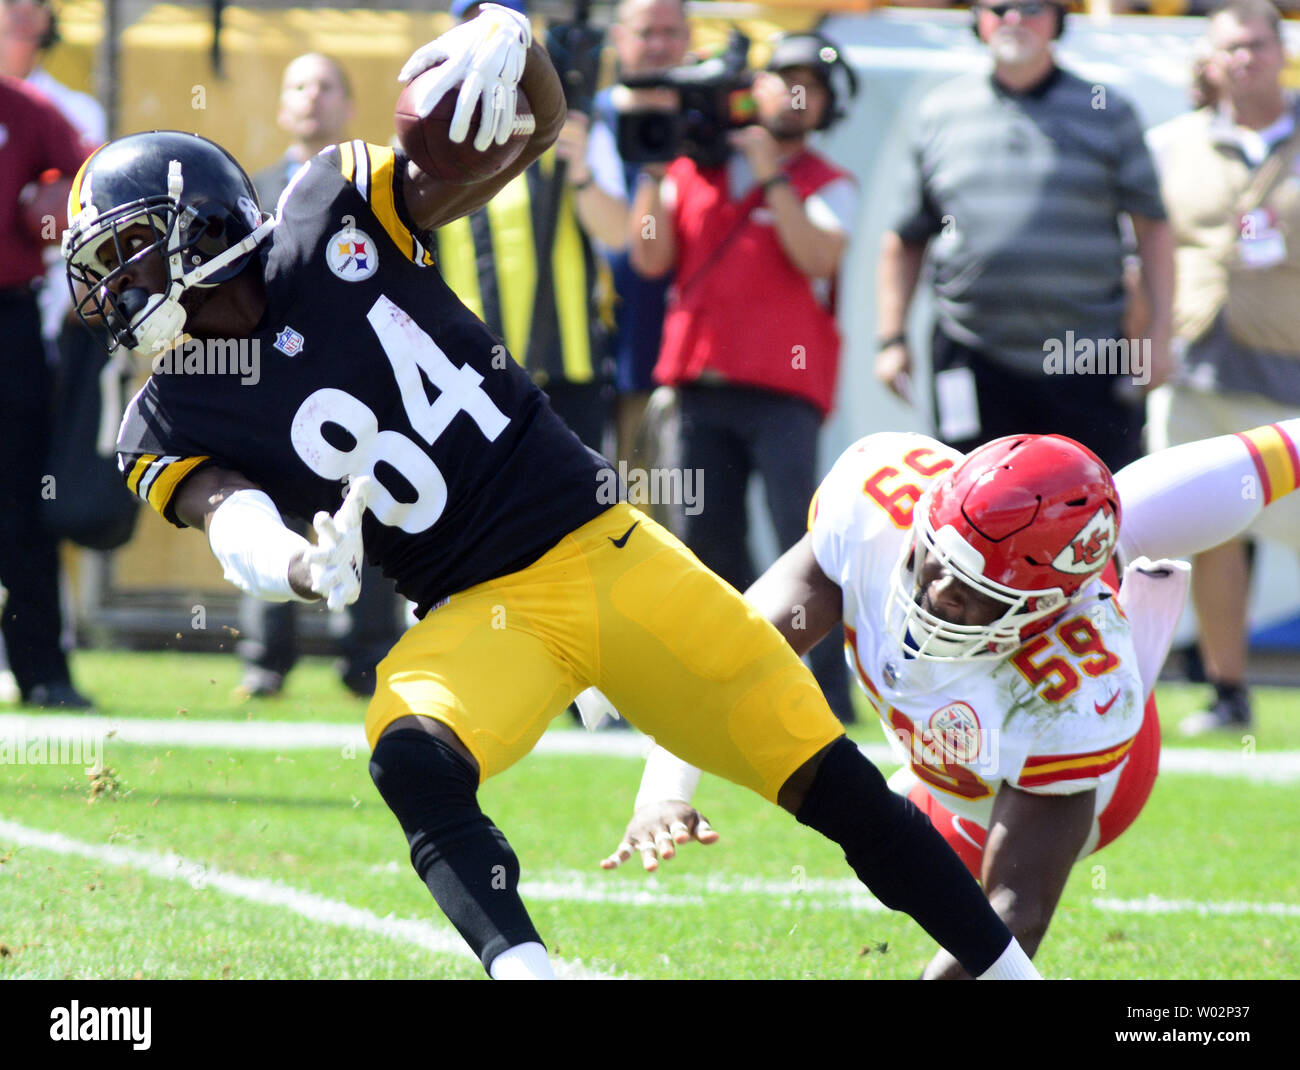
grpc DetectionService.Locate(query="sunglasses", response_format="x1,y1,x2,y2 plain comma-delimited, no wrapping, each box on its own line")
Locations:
977,1,1050,17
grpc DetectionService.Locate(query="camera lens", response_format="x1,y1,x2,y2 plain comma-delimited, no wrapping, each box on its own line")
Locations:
639,113,677,155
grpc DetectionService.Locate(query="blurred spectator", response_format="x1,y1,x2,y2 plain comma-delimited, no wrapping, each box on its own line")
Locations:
875,0,1174,474
239,52,402,700
0,0,102,142
0,74,91,708
434,0,613,455
1148,0,1300,734
0,0,105,704
586,0,689,472
253,52,353,210
2,0,104,366
1191,48,1221,111
628,32,858,722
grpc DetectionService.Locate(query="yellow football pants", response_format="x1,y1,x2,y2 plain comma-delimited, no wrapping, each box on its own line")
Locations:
364,503,844,802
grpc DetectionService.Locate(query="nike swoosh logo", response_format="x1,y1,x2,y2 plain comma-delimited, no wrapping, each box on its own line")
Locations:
1095,690,1121,716
609,521,640,549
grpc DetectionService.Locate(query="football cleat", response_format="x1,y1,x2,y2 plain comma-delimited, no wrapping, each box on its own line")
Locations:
63,131,277,354
887,434,1121,660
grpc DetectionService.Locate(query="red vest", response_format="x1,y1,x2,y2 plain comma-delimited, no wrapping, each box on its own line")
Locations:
654,150,849,415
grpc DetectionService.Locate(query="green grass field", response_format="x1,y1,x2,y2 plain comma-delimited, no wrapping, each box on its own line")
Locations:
1,651,1297,980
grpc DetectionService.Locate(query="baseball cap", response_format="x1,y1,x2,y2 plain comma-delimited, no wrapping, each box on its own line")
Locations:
450,0,528,17
766,33,840,89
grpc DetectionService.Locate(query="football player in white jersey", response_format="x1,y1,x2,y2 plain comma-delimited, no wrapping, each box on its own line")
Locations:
602,420,1300,978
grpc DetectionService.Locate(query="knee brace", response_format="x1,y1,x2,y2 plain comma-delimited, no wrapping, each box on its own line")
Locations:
369,728,542,971
795,736,1012,976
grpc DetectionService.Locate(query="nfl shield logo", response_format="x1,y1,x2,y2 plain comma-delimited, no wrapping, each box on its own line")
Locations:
274,326,305,357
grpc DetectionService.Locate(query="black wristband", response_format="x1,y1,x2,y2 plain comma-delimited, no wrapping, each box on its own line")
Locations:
761,173,790,192
876,333,907,351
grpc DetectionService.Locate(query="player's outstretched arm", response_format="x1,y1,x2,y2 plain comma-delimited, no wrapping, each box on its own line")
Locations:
600,794,719,873
399,9,565,233
1115,419,1300,565
922,784,1095,980
746,534,843,656
174,467,369,610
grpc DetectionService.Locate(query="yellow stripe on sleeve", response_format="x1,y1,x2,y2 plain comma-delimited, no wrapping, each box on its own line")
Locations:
126,454,159,496
145,456,210,517
126,455,159,499
366,144,428,266
1239,424,1300,503
338,141,357,184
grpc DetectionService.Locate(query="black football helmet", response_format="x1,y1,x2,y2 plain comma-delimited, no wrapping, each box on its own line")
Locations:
63,131,275,353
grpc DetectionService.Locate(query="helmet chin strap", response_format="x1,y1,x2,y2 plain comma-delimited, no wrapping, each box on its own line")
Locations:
121,287,188,354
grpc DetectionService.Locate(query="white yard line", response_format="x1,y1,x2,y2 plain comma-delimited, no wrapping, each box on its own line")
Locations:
0,713,365,752
3,714,1298,780
382,865,1300,922
0,818,628,980
1090,896,1300,918
5,814,1291,964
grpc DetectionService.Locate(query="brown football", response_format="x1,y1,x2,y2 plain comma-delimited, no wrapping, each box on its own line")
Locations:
395,65,534,185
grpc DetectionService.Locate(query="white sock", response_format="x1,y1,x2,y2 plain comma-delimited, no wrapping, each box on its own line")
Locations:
488,941,555,980
1115,419,1300,564
977,938,1041,980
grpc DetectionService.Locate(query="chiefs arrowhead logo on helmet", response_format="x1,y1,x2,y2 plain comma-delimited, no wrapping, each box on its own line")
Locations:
1052,506,1118,576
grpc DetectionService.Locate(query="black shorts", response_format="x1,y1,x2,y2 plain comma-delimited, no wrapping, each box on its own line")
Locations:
929,324,1144,473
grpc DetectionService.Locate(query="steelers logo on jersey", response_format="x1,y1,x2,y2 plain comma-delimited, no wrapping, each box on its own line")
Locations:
326,227,378,281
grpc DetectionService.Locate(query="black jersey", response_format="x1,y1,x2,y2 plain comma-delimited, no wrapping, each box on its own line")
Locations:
117,140,613,615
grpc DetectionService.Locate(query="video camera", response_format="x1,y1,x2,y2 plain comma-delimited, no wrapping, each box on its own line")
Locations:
617,28,755,170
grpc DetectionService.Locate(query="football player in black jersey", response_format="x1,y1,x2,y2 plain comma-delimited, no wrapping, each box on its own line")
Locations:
62,5,1038,979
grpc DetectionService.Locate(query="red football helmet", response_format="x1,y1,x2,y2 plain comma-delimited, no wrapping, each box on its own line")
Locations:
887,434,1121,660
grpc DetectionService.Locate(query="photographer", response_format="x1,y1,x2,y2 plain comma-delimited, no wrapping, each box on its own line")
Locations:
628,32,858,722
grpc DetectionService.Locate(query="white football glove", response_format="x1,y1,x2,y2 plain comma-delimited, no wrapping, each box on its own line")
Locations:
398,3,532,152
304,476,372,613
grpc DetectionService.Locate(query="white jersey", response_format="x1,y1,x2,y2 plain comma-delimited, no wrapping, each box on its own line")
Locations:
809,433,1146,834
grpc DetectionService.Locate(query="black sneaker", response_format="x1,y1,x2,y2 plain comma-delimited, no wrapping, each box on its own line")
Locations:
24,681,95,711
340,668,377,698
233,668,285,700
1179,685,1253,737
